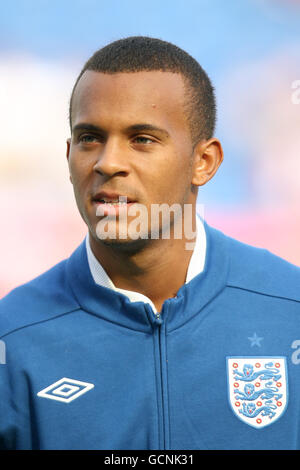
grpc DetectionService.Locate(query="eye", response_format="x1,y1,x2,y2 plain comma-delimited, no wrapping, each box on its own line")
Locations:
79,134,100,143
133,136,155,145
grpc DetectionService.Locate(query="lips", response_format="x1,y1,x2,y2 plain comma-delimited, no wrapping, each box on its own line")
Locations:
92,190,137,217
92,191,136,204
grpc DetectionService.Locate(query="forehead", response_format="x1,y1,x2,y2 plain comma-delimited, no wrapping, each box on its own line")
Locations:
71,70,189,133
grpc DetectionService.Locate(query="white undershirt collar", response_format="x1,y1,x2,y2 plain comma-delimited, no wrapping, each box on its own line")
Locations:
86,215,206,313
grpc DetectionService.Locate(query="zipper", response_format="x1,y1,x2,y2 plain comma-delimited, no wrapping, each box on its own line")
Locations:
147,303,170,450
155,312,162,324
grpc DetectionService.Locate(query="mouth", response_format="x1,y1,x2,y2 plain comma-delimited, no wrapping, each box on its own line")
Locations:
92,192,137,216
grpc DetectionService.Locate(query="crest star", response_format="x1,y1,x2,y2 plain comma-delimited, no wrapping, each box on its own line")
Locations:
248,332,263,347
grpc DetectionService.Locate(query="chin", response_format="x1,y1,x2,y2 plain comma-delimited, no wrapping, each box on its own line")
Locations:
94,217,150,247
99,236,150,254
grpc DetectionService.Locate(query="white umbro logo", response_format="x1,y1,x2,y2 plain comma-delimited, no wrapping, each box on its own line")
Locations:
37,377,94,403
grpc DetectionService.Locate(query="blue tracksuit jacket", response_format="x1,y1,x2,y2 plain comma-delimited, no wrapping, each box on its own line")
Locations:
0,222,300,450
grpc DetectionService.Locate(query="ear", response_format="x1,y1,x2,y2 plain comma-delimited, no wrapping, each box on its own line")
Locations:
191,138,223,186
66,138,73,184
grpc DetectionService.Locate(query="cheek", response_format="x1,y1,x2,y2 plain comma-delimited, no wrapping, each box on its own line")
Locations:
69,154,92,191
150,158,192,203
164,151,193,184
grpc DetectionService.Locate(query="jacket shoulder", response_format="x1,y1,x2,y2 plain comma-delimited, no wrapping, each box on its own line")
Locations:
0,258,79,338
224,232,300,302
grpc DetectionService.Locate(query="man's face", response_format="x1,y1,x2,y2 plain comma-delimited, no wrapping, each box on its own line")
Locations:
67,70,198,247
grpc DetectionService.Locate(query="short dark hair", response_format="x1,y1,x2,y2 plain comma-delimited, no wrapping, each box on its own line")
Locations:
69,36,216,145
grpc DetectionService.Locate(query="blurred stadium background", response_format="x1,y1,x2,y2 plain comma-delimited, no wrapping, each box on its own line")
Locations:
1,0,300,297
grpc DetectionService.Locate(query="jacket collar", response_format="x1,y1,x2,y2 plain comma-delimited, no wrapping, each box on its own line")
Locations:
66,221,229,332
85,215,207,313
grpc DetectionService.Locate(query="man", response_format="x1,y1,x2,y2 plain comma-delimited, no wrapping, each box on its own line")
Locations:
0,36,300,450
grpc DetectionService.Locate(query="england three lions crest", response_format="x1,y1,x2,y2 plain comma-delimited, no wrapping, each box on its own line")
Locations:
227,357,288,429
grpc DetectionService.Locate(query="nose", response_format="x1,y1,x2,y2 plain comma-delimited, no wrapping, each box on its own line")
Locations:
93,138,130,178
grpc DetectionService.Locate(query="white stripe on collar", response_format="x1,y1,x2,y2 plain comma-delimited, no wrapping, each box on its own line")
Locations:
85,215,206,313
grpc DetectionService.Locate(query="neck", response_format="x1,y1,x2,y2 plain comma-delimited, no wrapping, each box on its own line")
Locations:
88,211,197,312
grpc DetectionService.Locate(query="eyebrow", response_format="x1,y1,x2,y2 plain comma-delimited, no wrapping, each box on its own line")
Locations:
125,124,170,138
72,122,170,138
72,123,104,134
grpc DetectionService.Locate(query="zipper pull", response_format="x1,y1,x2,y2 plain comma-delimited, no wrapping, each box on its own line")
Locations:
155,312,163,325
